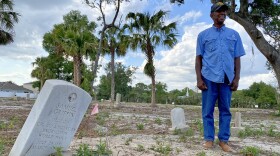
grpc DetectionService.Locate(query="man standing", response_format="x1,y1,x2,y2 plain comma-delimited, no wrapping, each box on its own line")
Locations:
195,2,245,152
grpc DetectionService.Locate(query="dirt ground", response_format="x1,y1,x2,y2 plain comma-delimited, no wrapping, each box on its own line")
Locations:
1,98,280,156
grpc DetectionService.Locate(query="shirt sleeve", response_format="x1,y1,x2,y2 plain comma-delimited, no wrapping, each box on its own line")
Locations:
234,32,246,58
196,33,203,56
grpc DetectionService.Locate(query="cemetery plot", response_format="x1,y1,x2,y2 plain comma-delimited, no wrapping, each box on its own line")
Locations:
1,99,280,155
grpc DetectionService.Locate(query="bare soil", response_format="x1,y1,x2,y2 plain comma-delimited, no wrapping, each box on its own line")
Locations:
1,98,280,156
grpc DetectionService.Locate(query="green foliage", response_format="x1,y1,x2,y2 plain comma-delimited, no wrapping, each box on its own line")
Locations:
154,82,168,104
241,146,261,156
243,82,277,109
0,139,4,156
75,141,112,156
110,124,121,136
0,0,20,45
53,147,63,156
196,151,206,156
173,128,182,135
136,144,145,152
238,126,265,138
125,10,177,104
92,140,112,156
127,83,150,103
194,120,203,136
42,10,98,86
124,137,133,145
31,53,74,89
76,144,93,156
95,112,110,126
155,117,162,125
136,123,144,130
97,62,136,101
150,142,172,155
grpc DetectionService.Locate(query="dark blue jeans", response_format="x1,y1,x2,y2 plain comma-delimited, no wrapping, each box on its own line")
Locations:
202,77,232,142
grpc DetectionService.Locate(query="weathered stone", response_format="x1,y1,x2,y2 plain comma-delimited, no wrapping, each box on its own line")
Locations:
9,80,92,156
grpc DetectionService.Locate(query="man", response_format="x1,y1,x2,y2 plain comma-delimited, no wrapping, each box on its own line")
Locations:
195,2,245,152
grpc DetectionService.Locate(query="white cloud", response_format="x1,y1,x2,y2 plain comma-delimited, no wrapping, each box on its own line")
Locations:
1,0,276,92
131,19,274,91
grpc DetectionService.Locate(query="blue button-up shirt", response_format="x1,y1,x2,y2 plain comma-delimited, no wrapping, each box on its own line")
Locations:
196,25,245,83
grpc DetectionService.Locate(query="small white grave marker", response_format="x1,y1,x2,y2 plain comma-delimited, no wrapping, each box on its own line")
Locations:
9,80,92,156
114,93,121,107
231,112,244,137
170,107,188,131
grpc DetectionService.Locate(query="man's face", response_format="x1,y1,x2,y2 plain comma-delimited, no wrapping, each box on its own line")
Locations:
211,11,227,25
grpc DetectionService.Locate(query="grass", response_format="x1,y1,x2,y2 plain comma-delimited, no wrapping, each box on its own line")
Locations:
0,139,4,156
238,125,280,139
110,124,121,136
136,144,145,152
75,140,112,156
238,126,265,138
155,117,162,125
150,142,172,155
196,151,206,156
240,146,261,156
95,112,110,126
124,137,133,145
136,123,144,130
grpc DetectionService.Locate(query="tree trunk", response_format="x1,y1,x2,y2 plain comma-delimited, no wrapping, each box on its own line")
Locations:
228,12,280,89
151,74,156,107
73,55,82,86
110,46,115,103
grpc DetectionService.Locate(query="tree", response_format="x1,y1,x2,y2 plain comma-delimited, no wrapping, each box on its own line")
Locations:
31,57,55,90
243,81,277,108
31,53,73,90
124,10,178,106
102,27,128,102
0,0,20,45
174,0,280,90
154,82,168,104
43,10,98,86
97,62,136,100
84,0,129,89
128,83,150,103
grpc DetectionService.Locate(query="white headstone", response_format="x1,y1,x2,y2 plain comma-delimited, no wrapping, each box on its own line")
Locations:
9,80,92,156
115,93,121,107
170,107,188,131
234,112,241,127
26,93,30,100
231,112,244,137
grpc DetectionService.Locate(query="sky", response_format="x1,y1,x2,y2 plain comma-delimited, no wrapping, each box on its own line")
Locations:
0,0,277,91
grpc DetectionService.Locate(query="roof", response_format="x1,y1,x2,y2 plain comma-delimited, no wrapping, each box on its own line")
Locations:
0,81,33,93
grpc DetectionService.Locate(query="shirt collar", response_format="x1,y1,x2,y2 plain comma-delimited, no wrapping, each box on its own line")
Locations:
212,24,225,31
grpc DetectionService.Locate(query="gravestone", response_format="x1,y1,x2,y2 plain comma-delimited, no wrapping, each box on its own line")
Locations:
114,93,121,107
26,93,30,100
234,112,241,127
231,112,244,137
9,80,92,156
169,107,188,131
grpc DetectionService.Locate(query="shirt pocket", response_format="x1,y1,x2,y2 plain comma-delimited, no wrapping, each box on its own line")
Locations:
226,37,237,53
204,38,217,52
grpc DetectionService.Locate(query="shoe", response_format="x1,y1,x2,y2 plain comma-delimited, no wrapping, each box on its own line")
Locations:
203,141,213,149
219,141,233,152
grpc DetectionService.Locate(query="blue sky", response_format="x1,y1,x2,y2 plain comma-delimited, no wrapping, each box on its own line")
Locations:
0,0,276,91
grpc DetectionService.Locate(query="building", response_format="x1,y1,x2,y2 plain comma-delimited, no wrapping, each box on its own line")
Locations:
23,82,39,94
0,81,36,98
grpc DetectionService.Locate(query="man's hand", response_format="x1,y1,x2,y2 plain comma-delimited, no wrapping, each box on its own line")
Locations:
197,79,207,90
231,78,239,91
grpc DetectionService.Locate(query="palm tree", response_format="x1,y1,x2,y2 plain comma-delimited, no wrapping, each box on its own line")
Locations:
103,27,128,102
0,0,20,45
125,10,178,106
43,10,98,86
31,57,55,90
